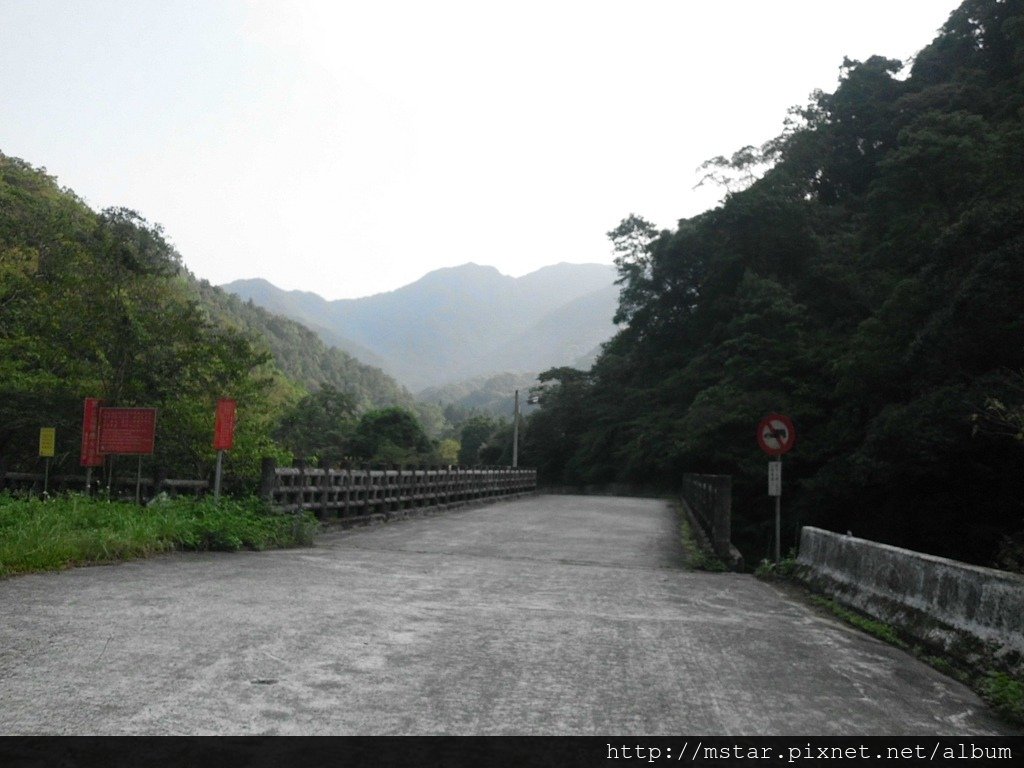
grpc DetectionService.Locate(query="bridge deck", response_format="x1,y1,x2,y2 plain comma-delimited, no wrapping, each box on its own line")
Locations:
0,494,1012,734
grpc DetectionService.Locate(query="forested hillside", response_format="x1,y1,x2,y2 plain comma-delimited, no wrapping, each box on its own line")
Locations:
190,279,433,420
0,153,443,479
193,278,448,439
210,277,389,369
524,0,1024,569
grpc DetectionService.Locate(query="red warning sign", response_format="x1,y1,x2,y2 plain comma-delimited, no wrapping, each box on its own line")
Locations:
80,397,105,467
757,413,796,456
213,398,237,451
98,408,157,455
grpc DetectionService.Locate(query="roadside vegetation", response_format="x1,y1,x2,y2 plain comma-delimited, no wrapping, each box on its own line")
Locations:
981,672,1024,724
677,506,726,572
753,554,801,580
0,493,317,579
807,595,907,649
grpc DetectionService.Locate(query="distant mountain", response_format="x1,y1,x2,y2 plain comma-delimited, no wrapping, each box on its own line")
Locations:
222,262,620,389
220,278,387,369
503,283,620,373
419,372,543,420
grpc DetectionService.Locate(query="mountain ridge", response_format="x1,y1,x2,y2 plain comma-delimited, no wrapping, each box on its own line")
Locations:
222,262,620,390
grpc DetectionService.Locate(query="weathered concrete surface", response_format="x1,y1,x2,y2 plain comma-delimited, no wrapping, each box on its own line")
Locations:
798,526,1024,658
0,495,1013,735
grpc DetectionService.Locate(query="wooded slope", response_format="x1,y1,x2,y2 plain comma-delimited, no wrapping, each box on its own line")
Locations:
0,154,427,476
525,0,1024,568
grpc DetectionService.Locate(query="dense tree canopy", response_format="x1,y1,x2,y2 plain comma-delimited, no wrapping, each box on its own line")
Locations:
458,415,504,465
0,157,278,479
349,408,435,465
523,0,1024,568
274,385,357,467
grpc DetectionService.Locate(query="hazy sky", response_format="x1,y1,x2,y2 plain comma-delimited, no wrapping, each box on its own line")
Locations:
1,0,962,300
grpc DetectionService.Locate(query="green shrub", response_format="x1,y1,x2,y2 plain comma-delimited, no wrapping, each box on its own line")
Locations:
677,507,727,571
754,551,800,579
981,671,1024,723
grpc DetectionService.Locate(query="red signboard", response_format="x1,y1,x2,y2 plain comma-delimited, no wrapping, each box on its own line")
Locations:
757,413,796,457
98,408,157,455
213,398,237,451
80,397,105,467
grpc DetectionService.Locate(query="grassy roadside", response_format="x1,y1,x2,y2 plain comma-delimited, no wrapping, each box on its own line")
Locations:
756,560,1024,728
0,493,318,578
675,503,727,572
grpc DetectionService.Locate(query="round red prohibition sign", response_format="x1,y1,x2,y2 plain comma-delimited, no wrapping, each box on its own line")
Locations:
757,413,796,456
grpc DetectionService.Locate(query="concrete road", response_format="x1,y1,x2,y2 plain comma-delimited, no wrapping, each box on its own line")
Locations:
0,495,1013,735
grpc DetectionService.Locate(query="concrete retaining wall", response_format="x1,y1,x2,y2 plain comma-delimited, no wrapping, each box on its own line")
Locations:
798,527,1024,661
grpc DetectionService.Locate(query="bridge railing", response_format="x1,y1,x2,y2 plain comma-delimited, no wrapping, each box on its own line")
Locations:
259,459,537,520
681,473,737,566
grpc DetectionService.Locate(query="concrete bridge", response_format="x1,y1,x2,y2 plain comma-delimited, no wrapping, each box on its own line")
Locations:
0,495,1013,735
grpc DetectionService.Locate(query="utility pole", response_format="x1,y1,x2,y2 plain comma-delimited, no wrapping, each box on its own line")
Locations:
512,389,519,468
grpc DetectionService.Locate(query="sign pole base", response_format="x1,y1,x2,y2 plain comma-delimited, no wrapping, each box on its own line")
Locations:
106,456,114,502
774,477,782,564
214,450,224,502
136,456,143,505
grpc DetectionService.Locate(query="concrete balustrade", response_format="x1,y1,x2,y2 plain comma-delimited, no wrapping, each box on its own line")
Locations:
798,526,1024,660
260,460,538,522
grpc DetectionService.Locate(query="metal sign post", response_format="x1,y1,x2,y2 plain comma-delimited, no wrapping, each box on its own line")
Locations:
769,459,782,562
39,427,55,497
106,455,115,501
214,450,224,502
757,413,796,564
136,456,143,505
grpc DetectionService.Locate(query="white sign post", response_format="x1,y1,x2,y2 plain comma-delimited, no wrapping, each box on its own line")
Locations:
768,460,781,497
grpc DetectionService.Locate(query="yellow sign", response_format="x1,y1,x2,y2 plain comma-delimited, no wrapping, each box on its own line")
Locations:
39,427,56,458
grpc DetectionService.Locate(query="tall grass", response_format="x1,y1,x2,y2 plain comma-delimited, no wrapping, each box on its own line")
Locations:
0,493,318,578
